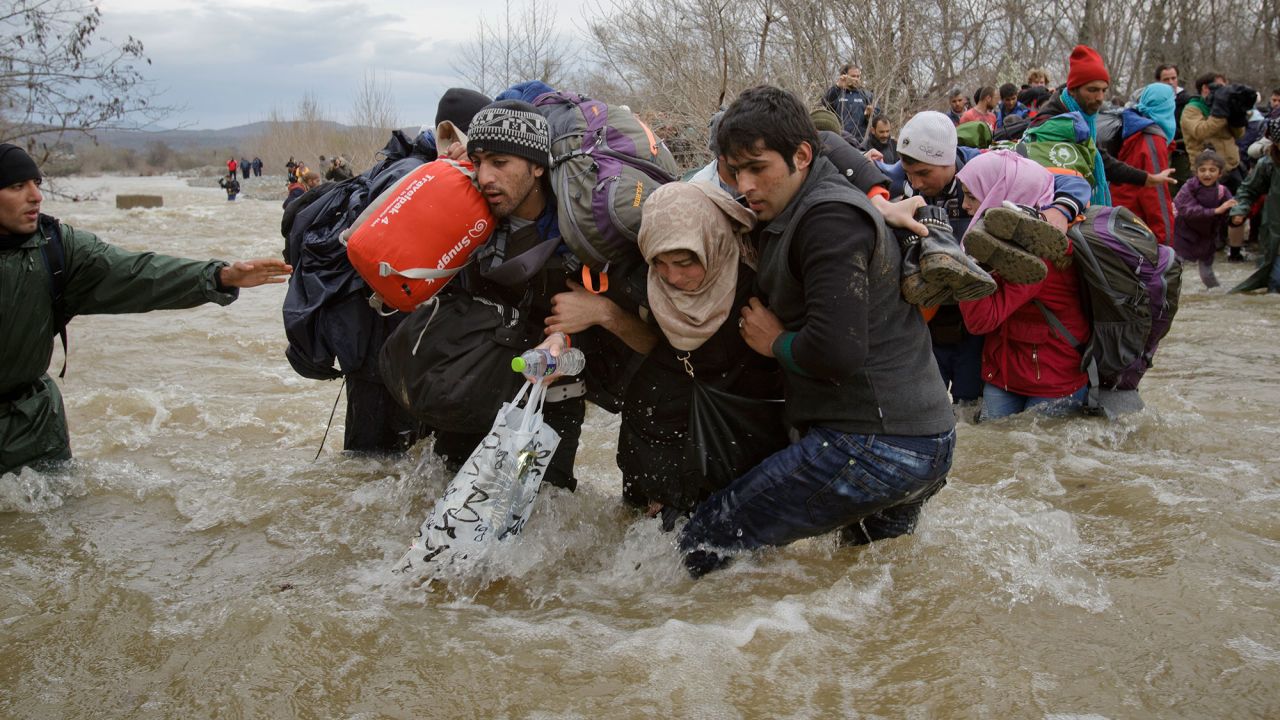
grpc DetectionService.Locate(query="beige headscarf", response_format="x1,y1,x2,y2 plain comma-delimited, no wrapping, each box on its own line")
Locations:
638,181,756,351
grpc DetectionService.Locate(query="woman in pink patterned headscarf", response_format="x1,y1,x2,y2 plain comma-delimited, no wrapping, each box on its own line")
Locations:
955,151,1091,420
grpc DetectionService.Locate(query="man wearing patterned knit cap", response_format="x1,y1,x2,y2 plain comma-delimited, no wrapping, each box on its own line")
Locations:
425,100,654,491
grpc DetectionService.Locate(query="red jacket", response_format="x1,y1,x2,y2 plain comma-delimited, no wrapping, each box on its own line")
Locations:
1110,129,1174,244
959,263,1089,397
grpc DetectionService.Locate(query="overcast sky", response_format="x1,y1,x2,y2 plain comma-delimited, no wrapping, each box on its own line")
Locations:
98,0,589,130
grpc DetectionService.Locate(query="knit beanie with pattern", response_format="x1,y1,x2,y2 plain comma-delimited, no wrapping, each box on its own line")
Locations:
466,100,552,168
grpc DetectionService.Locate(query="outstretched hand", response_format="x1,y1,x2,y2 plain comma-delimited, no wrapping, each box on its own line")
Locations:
1145,168,1177,187
219,258,292,288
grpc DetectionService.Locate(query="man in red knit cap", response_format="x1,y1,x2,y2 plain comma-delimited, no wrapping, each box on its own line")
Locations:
1030,44,1177,207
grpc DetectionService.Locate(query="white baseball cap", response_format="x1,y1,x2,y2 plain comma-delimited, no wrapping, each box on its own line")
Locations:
898,111,958,165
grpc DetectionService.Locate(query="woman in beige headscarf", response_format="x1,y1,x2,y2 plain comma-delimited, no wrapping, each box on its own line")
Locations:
618,181,784,524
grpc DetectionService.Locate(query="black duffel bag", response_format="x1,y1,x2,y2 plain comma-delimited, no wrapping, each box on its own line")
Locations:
379,291,540,434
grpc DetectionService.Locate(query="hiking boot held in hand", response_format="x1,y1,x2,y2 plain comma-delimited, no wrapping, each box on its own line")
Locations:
898,222,955,305
908,205,997,303
982,202,1070,264
964,219,1048,284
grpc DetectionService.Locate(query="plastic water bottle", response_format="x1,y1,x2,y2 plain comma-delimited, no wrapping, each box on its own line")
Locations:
511,348,586,379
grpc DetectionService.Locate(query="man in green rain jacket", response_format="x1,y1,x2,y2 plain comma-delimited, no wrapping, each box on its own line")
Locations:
0,143,292,476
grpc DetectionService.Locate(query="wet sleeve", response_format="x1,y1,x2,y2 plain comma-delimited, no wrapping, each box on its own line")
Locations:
958,276,1045,335
1230,160,1270,216
770,203,872,382
60,226,237,317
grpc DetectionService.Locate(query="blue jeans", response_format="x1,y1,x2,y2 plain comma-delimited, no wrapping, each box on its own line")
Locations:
1268,255,1280,293
678,426,955,573
980,383,1088,421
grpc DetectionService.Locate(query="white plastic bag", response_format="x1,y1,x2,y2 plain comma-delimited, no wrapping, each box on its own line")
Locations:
395,380,560,576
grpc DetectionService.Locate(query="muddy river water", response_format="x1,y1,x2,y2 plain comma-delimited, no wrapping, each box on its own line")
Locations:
2,175,1277,718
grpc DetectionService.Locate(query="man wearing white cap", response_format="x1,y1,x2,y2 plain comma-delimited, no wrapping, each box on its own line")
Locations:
879,112,1093,407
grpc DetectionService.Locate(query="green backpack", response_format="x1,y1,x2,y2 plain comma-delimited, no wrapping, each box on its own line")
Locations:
955,121,993,149
1017,113,1098,188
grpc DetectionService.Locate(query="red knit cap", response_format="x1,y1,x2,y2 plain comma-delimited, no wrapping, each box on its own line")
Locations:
1066,45,1110,89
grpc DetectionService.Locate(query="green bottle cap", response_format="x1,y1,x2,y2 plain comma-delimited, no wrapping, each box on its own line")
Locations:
511,356,526,372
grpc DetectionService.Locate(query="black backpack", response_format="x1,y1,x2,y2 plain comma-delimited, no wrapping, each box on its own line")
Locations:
281,133,436,380
1035,205,1182,416
37,214,71,377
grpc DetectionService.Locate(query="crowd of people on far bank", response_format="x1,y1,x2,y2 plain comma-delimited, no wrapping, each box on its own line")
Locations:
215,155,356,203
5,42,1280,579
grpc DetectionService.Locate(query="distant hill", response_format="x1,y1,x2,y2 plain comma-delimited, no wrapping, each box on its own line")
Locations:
85,120,356,152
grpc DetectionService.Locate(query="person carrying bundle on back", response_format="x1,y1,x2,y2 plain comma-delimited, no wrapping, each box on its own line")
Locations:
428,100,657,491
1029,45,1178,207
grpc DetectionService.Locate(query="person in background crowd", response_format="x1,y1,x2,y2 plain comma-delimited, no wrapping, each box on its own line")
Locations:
996,83,1031,130
822,64,877,140
218,172,240,201
959,86,998,130
240,157,251,179
251,156,263,177
325,156,354,182
1026,68,1050,88
1020,86,1052,115
1173,150,1236,289
1110,83,1178,244
0,143,292,476
1155,63,1193,185
1229,119,1280,293
1182,71,1252,259
283,170,321,208
227,157,238,177
1030,45,1177,207
866,115,900,164
947,89,968,125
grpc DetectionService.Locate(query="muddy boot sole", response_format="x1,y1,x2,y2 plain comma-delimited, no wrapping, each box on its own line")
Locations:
964,229,1047,284
920,253,997,301
983,206,1069,263
902,273,956,306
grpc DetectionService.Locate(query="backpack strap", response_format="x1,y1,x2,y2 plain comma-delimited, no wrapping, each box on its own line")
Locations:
1032,299,1101,414
37,215,70,378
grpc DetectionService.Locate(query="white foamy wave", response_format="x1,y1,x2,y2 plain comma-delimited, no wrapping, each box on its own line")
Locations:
1226,636,1280,664
0,465,88,513
931,490,1111,612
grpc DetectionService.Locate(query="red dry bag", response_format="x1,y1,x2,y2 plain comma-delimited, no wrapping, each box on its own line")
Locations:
344,159,494,312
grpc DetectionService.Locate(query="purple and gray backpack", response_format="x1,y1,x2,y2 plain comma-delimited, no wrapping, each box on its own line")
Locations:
1037,205,1182,415
533,91,679,276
